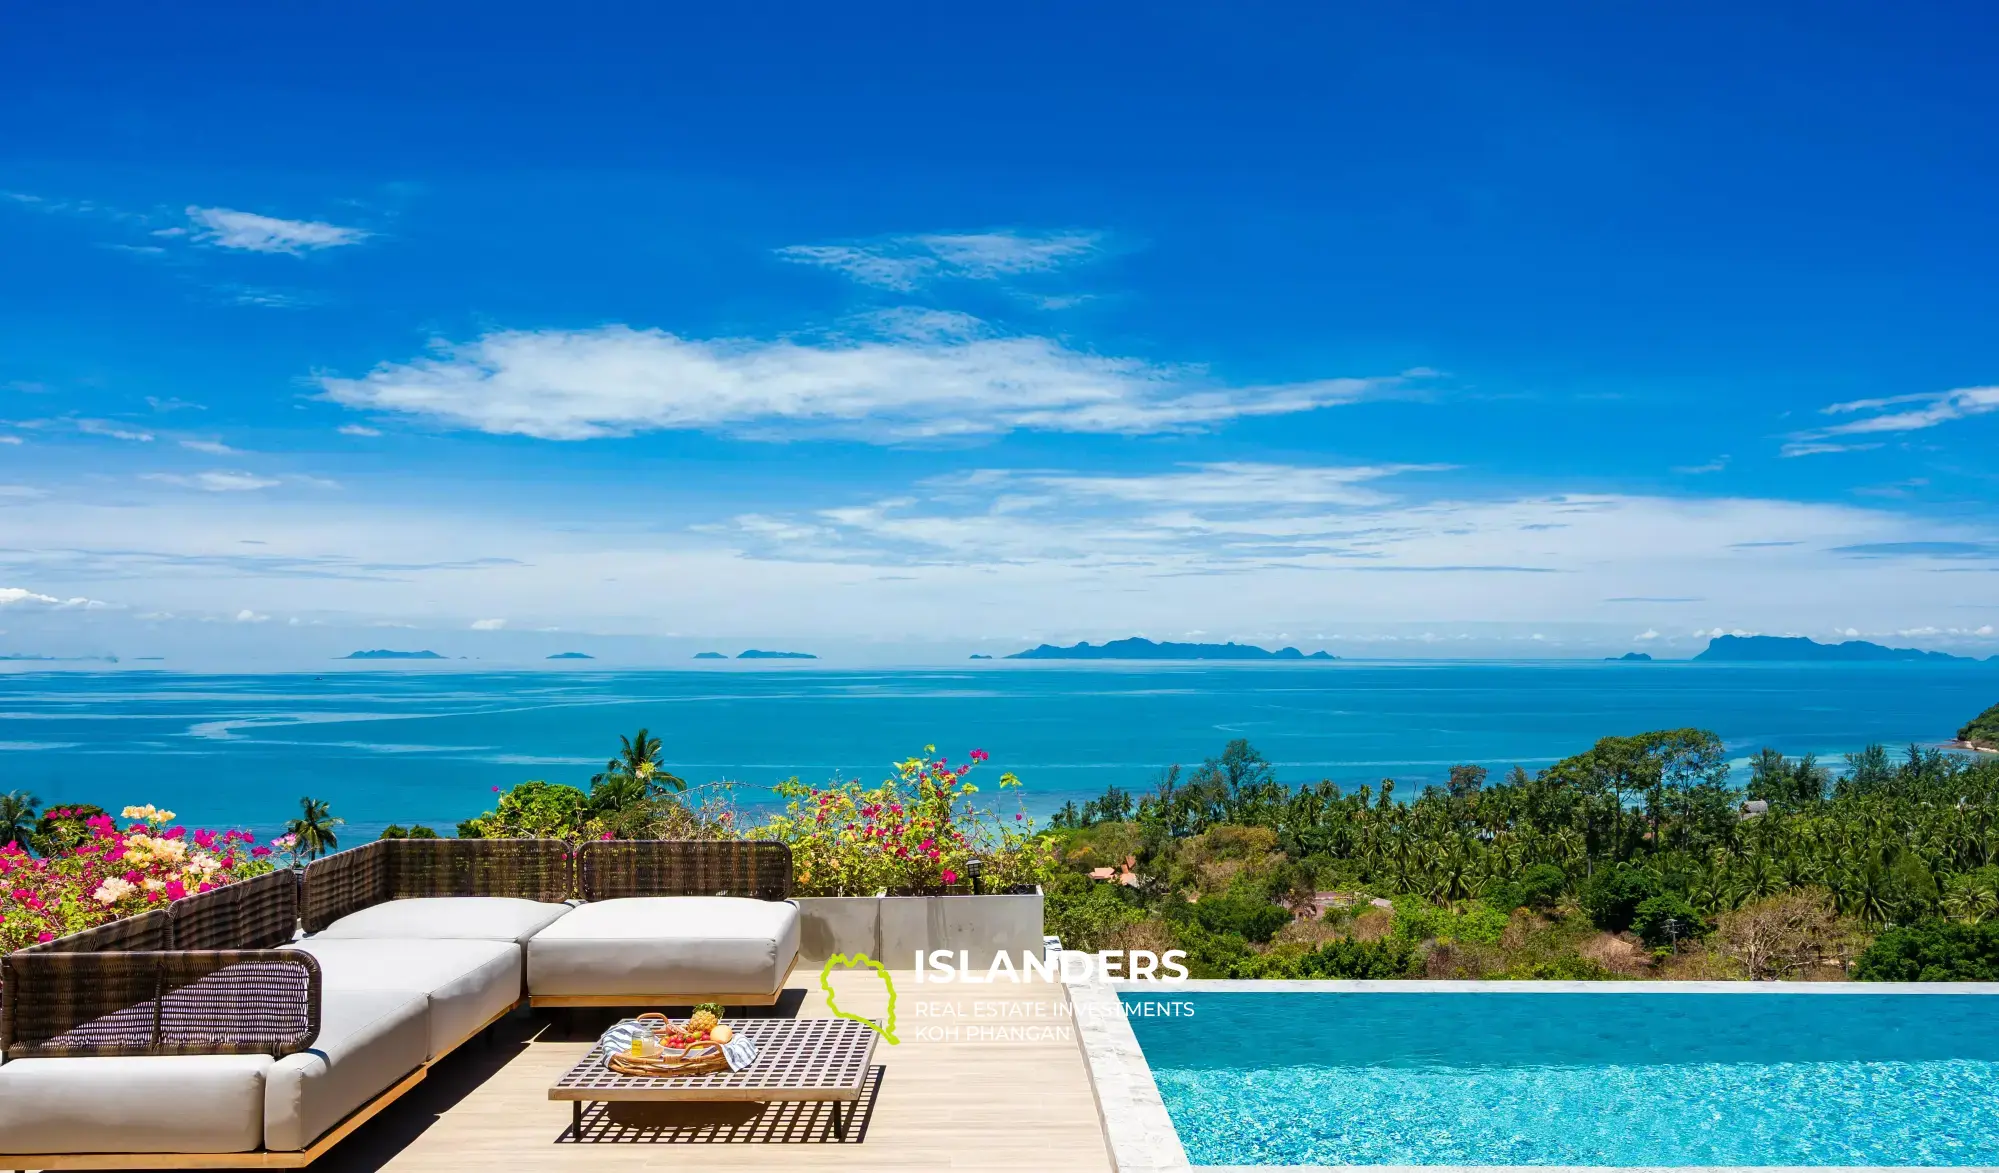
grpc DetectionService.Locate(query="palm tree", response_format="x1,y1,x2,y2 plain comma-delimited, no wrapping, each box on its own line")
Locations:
0,790,39,851
286,796,343,860
590,727,685,813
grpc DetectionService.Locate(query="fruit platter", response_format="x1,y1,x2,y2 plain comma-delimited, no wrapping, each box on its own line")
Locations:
603,1005,744,1077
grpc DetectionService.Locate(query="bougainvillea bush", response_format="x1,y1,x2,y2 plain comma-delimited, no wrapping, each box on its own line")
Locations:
0,805,276,953
758,747,1055,897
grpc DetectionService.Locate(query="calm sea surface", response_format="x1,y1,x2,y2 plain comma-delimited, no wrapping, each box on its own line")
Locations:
0,662,1993,839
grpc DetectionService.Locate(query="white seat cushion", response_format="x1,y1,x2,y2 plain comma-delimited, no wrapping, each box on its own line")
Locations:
0,1054,271,1154
315,896,572,944
264,988,428,1152
286,937,522,1060
527,897,800,998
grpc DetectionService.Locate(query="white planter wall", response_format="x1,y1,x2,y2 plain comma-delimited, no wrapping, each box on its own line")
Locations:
793,891,1043,969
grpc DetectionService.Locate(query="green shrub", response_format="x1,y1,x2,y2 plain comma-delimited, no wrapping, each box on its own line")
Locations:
1192,893,1291,944
1291,937,1416,979
1855,919,1999,981
1391,897,1507,946
1631,892,1707,948
1517,863,1568,909
458,780,590,840
1580,864,1659,932
1513,955,1617,980
1043,873,1144,952
29,804,106,857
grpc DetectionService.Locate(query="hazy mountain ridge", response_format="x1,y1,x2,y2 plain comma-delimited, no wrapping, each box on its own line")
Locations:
1008,637,1337,661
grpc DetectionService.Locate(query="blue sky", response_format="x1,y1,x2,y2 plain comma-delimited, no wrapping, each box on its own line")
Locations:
2,2,1996,664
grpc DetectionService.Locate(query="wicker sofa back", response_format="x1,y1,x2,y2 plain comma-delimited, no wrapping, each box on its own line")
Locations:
578,838,792,902
2,871,319,1061
299,838,576,933
170,868,300,951
16,906,172,955
1,948,321,1060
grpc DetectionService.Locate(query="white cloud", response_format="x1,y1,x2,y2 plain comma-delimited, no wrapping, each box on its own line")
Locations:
0,586,110,609
234,609,270,623
337,424,381,437
142,471,282,492
470,618,507,630
178,439,239,455
319,322,1394,442
1635,629,1659,640
1786,384,1999,455
1674,457,1728,475
776,229,1099,290
185,206,367,255
0,435,21,445
77,418,155,442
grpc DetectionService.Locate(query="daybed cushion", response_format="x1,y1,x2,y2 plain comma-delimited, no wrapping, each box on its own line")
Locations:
264,988,428,1152
526,896,800,998
313,895,572,945
286,937,522,1060
0,1054,272,1154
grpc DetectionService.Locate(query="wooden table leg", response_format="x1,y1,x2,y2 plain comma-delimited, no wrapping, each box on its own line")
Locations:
572,1099,583,1138
831,1098,847,1141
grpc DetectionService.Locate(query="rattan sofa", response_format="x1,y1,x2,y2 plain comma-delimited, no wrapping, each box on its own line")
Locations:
0,837,797,1168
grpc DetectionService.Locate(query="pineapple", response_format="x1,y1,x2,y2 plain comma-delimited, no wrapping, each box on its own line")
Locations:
687,1003,724,1036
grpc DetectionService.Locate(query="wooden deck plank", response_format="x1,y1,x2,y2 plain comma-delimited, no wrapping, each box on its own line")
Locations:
311,972,1114,1173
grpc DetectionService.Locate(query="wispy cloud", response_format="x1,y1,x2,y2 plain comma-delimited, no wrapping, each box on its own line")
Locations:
470,618,507,630
1785,384,1999,455
337,424,381,437
319,321,1400,442
142,471,282,492
1674,456,1729,475
776,229,1100,290
185,207,367,255
77,418,155,442
178,439,240,455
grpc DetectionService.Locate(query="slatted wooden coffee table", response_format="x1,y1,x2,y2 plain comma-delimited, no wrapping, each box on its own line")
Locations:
550,1017,879,1141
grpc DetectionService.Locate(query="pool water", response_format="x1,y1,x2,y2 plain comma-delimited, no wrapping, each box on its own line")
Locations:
1124,991,1999,1167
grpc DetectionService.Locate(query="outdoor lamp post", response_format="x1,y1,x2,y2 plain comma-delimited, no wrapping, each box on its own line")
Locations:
967,857,983,895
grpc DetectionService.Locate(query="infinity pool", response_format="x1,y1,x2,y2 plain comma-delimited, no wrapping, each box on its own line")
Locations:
1122,988,1999,1167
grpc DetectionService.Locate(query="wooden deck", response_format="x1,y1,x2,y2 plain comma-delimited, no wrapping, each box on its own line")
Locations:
313,971,1113,1173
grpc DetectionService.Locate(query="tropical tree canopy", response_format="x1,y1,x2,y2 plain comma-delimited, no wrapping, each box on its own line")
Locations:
590,726,686,813
0,790,40,851
285,796,343,860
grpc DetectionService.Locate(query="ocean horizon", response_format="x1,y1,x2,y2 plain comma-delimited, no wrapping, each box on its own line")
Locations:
3,660,1994,843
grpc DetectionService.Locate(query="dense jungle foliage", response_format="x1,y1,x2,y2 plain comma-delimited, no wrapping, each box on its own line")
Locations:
1043,721,1999,981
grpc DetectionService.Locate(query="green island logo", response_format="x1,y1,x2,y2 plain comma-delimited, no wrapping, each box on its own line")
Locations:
819,952,899,1044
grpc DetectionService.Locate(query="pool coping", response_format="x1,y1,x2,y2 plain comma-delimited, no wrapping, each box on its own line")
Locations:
1067,974,1999,1172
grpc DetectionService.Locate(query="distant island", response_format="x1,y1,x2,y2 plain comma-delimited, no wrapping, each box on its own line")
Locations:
342,649,445,660
546,652,594,660
1695,635,1990,664
1606,652,1654,662
693,652,728,660
737,649,816,660
1007,637,1336,661
0,654,118,663
969,654,993,660
1960,703,1999,752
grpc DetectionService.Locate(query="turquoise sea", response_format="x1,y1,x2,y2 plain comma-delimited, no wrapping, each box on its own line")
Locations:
0,662,1993,840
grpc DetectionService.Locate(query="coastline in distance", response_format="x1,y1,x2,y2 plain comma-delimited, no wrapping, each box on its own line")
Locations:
1696,635,1998,664
1007,637,1336,661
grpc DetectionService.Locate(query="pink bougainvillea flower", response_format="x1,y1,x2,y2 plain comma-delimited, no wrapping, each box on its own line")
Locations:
941,870,958,885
